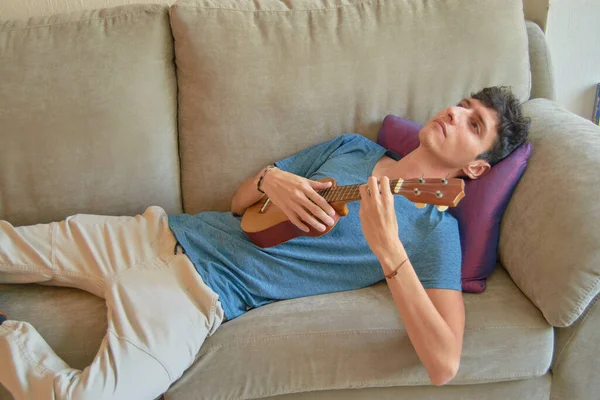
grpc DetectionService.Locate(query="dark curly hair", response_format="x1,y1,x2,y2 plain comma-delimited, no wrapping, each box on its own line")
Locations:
471,86,531,166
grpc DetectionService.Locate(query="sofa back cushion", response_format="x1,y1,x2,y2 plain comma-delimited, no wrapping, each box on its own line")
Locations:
0,4,181,226
170,0,531,213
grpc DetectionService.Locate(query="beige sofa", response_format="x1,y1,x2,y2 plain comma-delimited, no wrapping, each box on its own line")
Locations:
1,0,599,399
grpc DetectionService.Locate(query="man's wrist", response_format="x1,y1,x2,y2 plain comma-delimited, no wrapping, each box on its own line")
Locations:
257,165,277,193
376,242,408,275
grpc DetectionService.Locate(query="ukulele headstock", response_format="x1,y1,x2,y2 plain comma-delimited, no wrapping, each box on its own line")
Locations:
393,177,465,211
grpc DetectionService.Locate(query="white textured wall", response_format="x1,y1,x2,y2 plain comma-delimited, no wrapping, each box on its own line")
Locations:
547,0,600,121
0,0,174,20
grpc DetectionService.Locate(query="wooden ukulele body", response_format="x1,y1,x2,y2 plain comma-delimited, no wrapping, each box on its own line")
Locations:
241,178,348,248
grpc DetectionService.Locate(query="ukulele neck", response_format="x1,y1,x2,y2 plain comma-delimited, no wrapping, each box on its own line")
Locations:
315,177,464,207
316,179,404,203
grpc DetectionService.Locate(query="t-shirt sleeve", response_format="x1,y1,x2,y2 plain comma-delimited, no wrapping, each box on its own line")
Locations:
412,215,462,292
273,135,348,178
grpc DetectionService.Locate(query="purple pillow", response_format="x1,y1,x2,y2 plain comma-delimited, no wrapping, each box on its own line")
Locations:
378,115,532,293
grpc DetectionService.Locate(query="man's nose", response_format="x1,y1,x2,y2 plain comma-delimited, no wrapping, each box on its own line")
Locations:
448,106,467,125
447,107,458,124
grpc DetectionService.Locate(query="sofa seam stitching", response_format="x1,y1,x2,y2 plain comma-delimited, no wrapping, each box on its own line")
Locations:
1,9,163,32
242,373,550,399
540,27,554,99
560,276,600,326
525,21,533,100
553,293,600,369
198,325,549,354
173,0,375,14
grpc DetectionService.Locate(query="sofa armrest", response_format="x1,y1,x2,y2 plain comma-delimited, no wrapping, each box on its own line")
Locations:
499,98,600,327
526,21,555,101
551,293,600,400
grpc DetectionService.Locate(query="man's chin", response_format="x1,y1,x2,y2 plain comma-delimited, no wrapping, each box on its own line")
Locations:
417,130,438,148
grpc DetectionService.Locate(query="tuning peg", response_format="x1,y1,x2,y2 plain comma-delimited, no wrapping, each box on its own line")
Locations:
415,203,427,209
442,174,450,185
437,205,449,212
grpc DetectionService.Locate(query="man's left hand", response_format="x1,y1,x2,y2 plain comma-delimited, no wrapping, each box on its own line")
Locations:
358,176,406,261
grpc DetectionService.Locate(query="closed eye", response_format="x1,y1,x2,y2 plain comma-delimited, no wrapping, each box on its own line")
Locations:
458,101,480,135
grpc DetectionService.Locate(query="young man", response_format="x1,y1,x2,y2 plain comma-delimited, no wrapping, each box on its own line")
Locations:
0,86,529,399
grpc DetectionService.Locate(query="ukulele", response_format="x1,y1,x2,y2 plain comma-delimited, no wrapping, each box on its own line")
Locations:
241,177,465,248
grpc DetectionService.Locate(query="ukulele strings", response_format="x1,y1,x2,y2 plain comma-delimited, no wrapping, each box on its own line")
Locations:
317,180,457,193
317,183,454,202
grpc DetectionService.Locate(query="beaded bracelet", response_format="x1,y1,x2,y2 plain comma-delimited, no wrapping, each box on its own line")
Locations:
257,165,276,194
385,258,409,280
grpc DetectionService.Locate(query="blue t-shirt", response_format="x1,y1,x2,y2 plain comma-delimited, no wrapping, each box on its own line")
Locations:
168,134,462,320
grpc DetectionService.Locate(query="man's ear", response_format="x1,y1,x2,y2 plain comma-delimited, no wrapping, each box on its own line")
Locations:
461,160,491,180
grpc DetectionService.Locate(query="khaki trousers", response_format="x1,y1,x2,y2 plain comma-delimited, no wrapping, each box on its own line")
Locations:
0,206,224,400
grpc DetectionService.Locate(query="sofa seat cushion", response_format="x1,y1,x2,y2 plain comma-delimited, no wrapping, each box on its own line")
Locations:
0,265,552,399
164,266,552,399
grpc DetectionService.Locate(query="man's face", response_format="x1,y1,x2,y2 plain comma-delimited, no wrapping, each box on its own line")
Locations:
418,98,499,178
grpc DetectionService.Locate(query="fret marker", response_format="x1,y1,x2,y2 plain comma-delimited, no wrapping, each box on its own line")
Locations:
393,179,403,194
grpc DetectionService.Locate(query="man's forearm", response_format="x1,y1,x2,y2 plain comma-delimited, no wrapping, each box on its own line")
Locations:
379,247,461,386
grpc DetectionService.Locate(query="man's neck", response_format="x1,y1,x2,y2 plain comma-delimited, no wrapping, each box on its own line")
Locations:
381,147,461,180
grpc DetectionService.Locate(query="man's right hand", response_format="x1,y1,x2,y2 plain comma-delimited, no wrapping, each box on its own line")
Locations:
260,168,337,233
